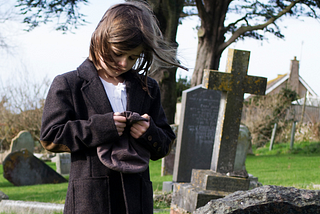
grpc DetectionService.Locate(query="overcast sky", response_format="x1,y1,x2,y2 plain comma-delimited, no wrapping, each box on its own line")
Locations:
1,0,320,96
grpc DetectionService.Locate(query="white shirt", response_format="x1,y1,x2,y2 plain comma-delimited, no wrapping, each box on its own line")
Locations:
100,77,127,113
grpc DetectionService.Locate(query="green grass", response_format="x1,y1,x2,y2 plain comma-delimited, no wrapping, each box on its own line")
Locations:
0,162,68,204
149,159,172,192
246,140,320,189
1,141,320,214
0,159,172,206
246,154,320,188
254,140,320,156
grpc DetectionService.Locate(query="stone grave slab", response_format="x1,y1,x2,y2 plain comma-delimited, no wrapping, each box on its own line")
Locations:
173,85,221,182
10,130,34,154
194,185,320,214
0,200,64,214
56,153,71,175
3,149,67,186
191,170,250,192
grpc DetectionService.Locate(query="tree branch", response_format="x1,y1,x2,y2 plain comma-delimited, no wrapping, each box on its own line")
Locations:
219,0,302,53
225,14,249,30
195,0,206,22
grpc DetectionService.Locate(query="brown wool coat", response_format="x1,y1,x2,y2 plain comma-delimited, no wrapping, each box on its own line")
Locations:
40,59,175,214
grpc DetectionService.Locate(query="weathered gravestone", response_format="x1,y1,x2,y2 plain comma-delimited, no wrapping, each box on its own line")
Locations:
56,153,71,175
3,149,67,186
232,124,251,177
171,49,267,213
0,191,9,201
10,130,34,154
194,185,320,214
172,85,221,182
161,124,178,176
163,123,253,192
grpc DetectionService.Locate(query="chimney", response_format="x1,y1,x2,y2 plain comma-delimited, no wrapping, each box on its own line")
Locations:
288,56,299,93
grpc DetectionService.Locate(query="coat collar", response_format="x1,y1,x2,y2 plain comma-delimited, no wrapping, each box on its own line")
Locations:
76,58,147,114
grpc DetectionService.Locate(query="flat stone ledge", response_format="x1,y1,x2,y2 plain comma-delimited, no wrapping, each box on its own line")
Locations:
194,185,320,214
0,200,64,214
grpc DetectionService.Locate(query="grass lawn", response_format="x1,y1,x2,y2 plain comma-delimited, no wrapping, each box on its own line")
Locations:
0,162,68,204
0,160,172,204
1,140,320,213
246,154,320,189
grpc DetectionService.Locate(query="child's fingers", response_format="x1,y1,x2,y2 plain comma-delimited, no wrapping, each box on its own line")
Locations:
141,114,150,120
130,121,149,139
113,113,126,136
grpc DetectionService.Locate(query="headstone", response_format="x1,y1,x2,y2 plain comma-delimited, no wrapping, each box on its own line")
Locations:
162,124,253,192
3,149,67,186
230,124,251,177
171,49,267,213
0,191,9,201
194,185,320,213
10,130,34,154
161,124,178,176
56,153,71,175
172,85,221,182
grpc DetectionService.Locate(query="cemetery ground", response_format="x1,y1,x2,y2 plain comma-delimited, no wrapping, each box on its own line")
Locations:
1,140,320,214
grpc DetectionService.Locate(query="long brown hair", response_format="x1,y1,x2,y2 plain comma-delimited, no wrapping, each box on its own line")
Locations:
89,1,186,91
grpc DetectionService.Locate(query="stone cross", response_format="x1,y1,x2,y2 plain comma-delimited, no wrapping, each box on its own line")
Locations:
202,48,267,174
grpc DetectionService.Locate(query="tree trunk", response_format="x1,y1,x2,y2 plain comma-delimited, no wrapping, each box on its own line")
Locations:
192,36,222,86
147,0,184,124
191,0,230,87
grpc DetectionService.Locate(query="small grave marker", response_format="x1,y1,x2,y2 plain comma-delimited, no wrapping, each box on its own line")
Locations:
56,153,71,175
10,131,34,154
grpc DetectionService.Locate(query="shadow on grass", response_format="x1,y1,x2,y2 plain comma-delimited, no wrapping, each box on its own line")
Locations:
0,181,14,188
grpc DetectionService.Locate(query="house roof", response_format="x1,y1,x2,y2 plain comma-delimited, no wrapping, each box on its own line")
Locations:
265,74,288,94
265,73,318,97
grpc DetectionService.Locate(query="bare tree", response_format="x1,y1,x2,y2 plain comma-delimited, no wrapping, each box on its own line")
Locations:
0,68,49,150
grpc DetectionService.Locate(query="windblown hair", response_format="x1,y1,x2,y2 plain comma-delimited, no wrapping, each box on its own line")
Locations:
89,1,186,89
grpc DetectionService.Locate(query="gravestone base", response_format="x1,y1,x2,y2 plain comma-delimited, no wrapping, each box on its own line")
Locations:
191,170,250,192
172,183,230,212
163,181,174,192
171,169,251,213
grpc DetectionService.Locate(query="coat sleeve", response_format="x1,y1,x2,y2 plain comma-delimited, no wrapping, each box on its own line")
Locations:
40,74,119,153
136,78,176,160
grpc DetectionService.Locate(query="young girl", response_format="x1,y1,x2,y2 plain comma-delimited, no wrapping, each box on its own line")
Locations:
40,1,186,214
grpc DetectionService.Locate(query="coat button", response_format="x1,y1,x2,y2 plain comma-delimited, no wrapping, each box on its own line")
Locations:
148,136,152,141
157,147,161,152
153,142,158,147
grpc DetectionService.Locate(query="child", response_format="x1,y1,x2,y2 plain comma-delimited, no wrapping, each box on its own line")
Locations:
40,1,186,214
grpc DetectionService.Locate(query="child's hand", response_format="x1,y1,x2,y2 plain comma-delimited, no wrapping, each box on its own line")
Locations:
113,112,127,136
130,114,150,139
